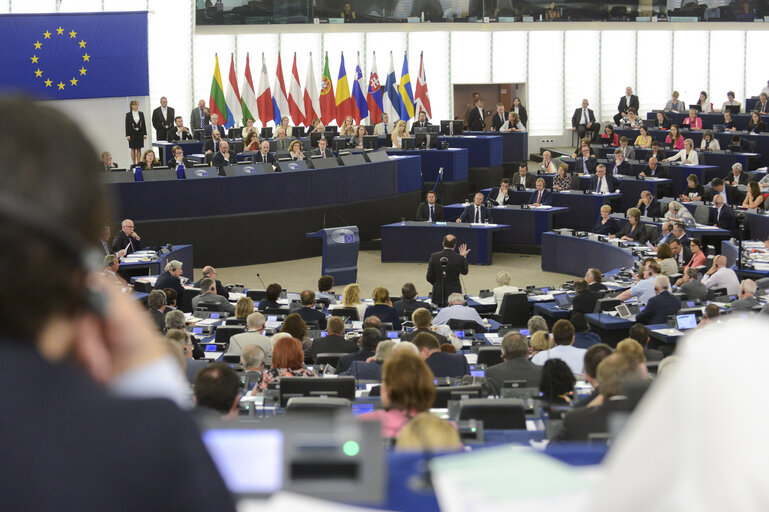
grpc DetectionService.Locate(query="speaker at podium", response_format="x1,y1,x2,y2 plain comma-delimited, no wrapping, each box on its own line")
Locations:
306,226,360,285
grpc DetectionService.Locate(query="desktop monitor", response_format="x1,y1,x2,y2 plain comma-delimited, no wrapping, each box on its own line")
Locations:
325,126,339,136
102,171,135,183
309,132,325,148
222,165,263,177
365,150,390,163
401,137,416,150
688,104,702,112
440,120,464,135
260,127,273,139
414,132,439,149
724,105,741,115
278,377,356,408
362,135,380,150
291,126,305,138
309,156,339,169
340,154,366,166
332,138,349,152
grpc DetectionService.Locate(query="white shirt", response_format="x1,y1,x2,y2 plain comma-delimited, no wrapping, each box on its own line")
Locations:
131,110,140,123
432,304,484,326
518,174,528,187
596,175,610,194
701,267,740,295
668,148,699,165
531,345,587,375
495,190,507,204
161,106,168,118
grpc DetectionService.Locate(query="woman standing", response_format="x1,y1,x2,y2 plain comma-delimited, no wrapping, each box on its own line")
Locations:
510,97,528,128
125,100,146,165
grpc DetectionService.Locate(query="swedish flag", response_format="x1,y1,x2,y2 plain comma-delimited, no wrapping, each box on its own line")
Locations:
398,53,415,121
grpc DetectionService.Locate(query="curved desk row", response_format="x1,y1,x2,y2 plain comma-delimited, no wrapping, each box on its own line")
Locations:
593,146,758,174
541,231,636,277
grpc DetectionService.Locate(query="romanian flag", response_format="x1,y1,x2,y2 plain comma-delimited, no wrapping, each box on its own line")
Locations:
334,52,352,126
398,52,415,121
319,52,336,126
209,54,227,125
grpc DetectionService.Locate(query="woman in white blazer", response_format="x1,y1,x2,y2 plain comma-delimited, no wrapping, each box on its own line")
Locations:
664,138,699,165
492,271,520,314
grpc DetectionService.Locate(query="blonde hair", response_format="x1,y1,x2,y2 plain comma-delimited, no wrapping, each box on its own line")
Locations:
496,271,512,286
342,283,362,306
235,297,255,319
616,338,646,364
600,204,612,214
396,412,461,452
530,331,553,352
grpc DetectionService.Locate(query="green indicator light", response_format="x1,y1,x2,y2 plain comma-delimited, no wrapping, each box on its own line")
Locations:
343,441,360,457
471,427,477,433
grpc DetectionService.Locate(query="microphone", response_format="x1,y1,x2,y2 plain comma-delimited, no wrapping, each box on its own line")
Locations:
440,256,448,268
256,273,267,289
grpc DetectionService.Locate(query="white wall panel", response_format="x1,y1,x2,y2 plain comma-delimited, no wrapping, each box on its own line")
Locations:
709,31,744,109
745,31,769,100
528,31,563,136
491,31,527,84
58,0,102,11
279,32,322,110
451,32,490,84
564,31,599,130
672,30,708,107
10,0,56,12
600,30,635,124
103,0,147,11
637,31,672,113
409,31,450,123
365,32,407,82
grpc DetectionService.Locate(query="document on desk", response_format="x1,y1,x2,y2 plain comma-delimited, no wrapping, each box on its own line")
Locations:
533,205,553,210
485,334,502,345
240,491,393,512
694,225,722,230
431,446,599,512
469,295,496,305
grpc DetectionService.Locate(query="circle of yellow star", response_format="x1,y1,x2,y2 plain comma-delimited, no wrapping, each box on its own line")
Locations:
79,67,87,76
56,26,64,35
69,30,77,39
43,30,51,39
30,55,39,63
34,41,42,50
70,77,78,86
34,69,43,78
44,78,52,87
78,40,86,49
82,53,90,62
57,81,65,90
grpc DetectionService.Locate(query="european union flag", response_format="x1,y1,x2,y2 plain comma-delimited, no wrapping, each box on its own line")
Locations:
0,12,148,100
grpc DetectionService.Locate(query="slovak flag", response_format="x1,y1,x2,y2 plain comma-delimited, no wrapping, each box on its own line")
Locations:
366,55,383,124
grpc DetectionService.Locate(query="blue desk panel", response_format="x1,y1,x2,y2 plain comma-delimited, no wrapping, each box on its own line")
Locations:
107,156,421,221
386,148,469,182
444,204,568,246
380,222,509,265
594,146,757,174
153,140,204,164
541,232,636,277
472,131,528,163
438,135,502,168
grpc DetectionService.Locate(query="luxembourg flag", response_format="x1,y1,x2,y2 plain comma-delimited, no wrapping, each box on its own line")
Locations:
272,53,290,126
223,53,243,129
287,53,305,126
240,53,258,125
256,53,273,127
366,54,383,124
414,51,432,119
303,53,321,126
351,52,368,123
383,52,401,122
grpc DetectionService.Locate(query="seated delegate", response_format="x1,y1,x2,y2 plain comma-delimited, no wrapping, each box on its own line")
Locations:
611,207,647,243
592,204,619,235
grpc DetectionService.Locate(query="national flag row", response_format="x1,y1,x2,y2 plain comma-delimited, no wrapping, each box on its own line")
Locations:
208,51,432,129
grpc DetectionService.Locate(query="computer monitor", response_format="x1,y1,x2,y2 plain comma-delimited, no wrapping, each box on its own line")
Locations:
332,138,348,151
340,154,366,166
260,127,273,139
362,135,380,150
142,168,180,181
278,377,356,408
309,156,339,169
725,105,741,115
440,120,464,135
675,313,697,330
401,137,416,150
310,131,328,148
291,126,305,138
102,171,135,183
222,165,264,177
325,126,339,136
364,150,390,163
414,132,439,149
553,293,571,307
688,104,702,112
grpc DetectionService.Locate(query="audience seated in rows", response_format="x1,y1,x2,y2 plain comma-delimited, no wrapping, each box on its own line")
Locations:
250,337,316,394
296,290,327,330
413,332,469,378
337,327,383,374
485,332,541,390
531,319,586,375
308,316,357,363
363,287,401,330
192,278,235,314
227,312,272,364
342,340,396,380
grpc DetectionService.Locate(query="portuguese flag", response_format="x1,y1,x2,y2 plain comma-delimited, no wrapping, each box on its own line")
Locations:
319,52,336,126
209,54,227,125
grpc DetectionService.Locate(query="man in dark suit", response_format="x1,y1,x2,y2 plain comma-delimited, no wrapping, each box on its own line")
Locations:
253,140,276,164
99,225,126,258
167,116,192,142
101,151,119,172
308,316,357,362
575,145,598,175
426,234,469,307
669,238,691,270
400,307,450,345
654,221,675,246
458,193,492,223
628,323,664,362
205,113,226,138
709,194,735,231
639,157,668,179
636,276,681,325
488,178,512,206
485,332,542,390
193,266,229,299
513,163,537,189
585,268,608,293
571,280,600,315
609,149,631,176
590,165,618,194
571,99,599,141
413,331,468,378
312,137,334,159
613,86,639,125
167,144,195,169
723,163,750,186
154,260,185,303
704,178,738,205
490,103,508,132
409,110,432,134
190,99,210,132
147,289,168,333
676,268,708,301
528,178,552,206
296,290,327,330
111,218,141,255
203,129,223,155
212,141,237,169
337,328,382,373
415,190,444,222
152,97,174,141
467,98,485,131
393,284,432,317
637,191,661,218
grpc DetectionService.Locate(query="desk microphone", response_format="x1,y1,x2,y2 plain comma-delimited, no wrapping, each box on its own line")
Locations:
256,273,267,289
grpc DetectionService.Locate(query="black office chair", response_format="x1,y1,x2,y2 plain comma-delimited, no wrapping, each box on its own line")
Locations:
496,292,529,327
195,302,223,312
457,398,527,430
132,281,153,294
432,385,482,408
447,318,486,334
264,307,290,316
225,317,247,326
180,288,199,313
285,397,351,416
222,354,241,364
214,325,246,346
476,347,503,367
594,298,621,313
315,353,348,368
329,307,359,321
246,289,266,302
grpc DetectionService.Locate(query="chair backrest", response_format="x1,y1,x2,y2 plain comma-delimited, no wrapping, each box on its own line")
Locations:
594,297,621,313
246,289,266,301
214,325,246,346
458,398,527,430
225,317,247,326
285,397,352,416
222,354,241,364
265,307,290,316
195,302,223,312
329,307,360,321
569,175,583,191
501,385,541,400
315,352,349,368
180,288,199,313
132,281,153,294
659,197,673,214
476,347,503,367
498,292,530,327
432,385,483,408
645,224,660,242
693,205,710,224
447,318,486,333
241,370,262,391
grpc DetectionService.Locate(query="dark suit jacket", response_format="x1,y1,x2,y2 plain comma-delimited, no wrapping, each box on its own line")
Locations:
400,327,449,346
394,299,433,318
111,230,141,255
458,204,491,223
467,106,485,131
167,126,192,142
297,306,327,329
704,187,737,205
415,202,445,222
309,334,358,362
190,107,210,131
616,221,647,242
337,349,375,374
344,361,383,380
253,151,276,164
636,291,681,325
724,172,750,186
571,107,596,128
638,198,661,218
0,342,234,511
575,156,598,174
590,174,618,193
152,106,175,140
154,271,185,303
212,152,237,168
513,173,537,189
588,282,608,293
617,94,639,114
425,351,469,378
554,397,635,442
313,148,335,158
679,279,708,301
409,120,433,134
528,189,552,205
192,278,229,299
572,290,600,315
487,187,512,206
426,248,468,307
205,124,226,138
167,157,195,169
485,357,542,390
592,217,619,236
709,204,736,231
149,308,166,333
203,138,222,154
608,159,631,176
490,112,507,132
363,304,401,330
643,165,668,178
124,111,147,139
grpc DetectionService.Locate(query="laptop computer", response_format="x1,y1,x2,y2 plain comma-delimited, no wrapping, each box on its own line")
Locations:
615,304,641,320
712,124,725,133
553,292,572,309
675,313,697,331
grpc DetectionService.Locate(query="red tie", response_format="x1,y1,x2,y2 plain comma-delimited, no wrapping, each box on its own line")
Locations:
537,191,542,203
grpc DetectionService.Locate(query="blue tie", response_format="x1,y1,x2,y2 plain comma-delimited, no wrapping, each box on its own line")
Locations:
583,110,588,124
597,177,603,193
583,159,588,173
475,207,480,223
429,205,434,221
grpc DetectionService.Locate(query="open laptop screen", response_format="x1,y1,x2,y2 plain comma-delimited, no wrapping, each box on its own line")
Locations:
676,313,697,330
